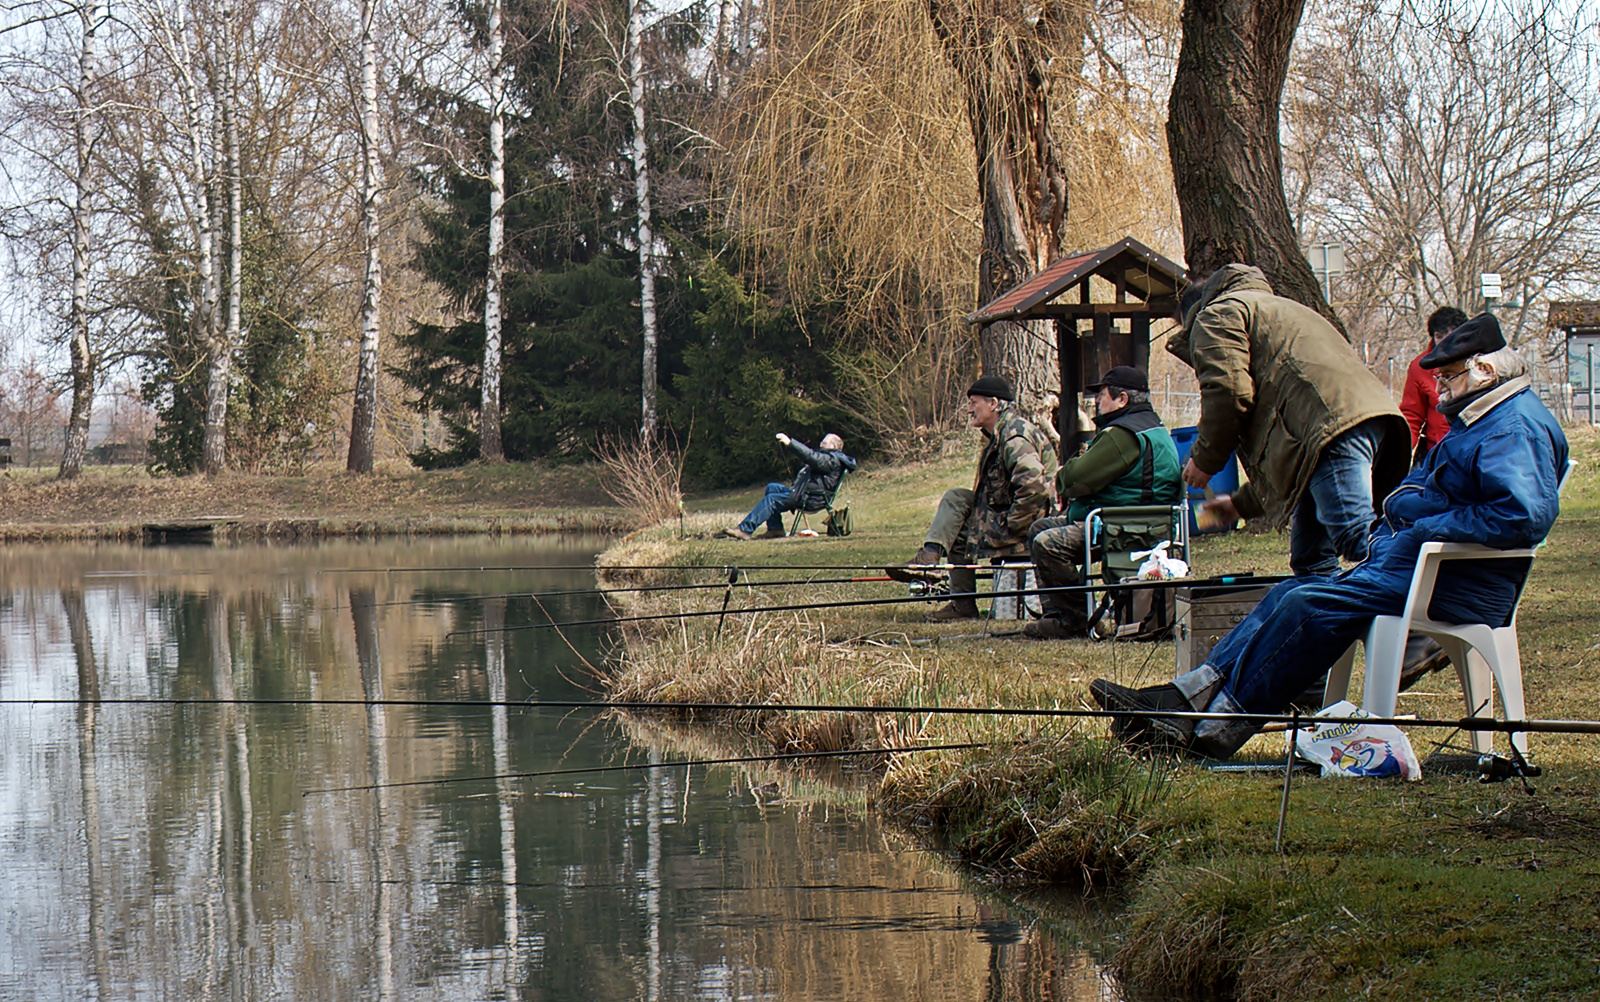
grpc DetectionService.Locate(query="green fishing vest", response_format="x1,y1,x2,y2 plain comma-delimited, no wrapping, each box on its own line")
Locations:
1065,417,1184,522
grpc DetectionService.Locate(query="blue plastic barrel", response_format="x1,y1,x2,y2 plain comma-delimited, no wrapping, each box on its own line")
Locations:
1169,425,1240,535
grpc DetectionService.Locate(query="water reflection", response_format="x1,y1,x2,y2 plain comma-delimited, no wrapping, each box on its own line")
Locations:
0,539,1121,1001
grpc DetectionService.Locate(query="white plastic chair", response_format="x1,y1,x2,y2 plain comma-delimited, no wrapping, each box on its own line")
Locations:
1323,459,1572,760
1322,542,1537,757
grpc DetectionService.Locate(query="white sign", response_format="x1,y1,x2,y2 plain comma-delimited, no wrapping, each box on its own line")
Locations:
1480,273,1503,299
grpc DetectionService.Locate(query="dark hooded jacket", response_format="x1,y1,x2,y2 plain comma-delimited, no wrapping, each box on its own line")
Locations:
787,439,857,511
1167,265,1409,524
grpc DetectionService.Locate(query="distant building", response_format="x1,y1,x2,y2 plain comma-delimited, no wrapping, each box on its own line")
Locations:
1552,302,1600,425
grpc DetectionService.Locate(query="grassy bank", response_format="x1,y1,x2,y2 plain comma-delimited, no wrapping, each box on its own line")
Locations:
600,427,1600,999
0,460,630,539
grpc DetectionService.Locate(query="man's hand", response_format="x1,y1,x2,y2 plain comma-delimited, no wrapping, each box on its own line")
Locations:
1182,457,1213,489
775,433,791,446
1195,494,1240,532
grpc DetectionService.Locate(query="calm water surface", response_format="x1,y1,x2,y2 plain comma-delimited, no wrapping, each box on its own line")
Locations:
0,538,1120,1001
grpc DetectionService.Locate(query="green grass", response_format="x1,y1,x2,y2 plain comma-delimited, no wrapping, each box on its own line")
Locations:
602,426,1600,999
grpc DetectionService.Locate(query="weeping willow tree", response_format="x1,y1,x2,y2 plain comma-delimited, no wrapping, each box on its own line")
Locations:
721,0,1180,452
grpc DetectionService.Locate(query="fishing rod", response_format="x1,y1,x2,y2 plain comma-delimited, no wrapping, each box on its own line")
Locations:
315,562,1034,575
452,573,1292,637
327,572,930,611
11,693,1600,738
302,741,987,796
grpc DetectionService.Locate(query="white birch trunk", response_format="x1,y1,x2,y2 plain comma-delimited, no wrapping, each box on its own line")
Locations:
205,0,243,476
712,0,735,97
172,5,221,474
628,0,658,442
348,0,383,473
480,0,505,461
59,0,101,481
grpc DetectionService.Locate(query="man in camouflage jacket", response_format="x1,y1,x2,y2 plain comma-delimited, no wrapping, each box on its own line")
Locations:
887,374,1057,621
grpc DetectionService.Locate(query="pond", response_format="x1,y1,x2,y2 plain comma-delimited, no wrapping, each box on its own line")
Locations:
0,538,1121,1001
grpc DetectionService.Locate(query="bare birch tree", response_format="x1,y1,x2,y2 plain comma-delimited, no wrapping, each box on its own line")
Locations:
479,0,505,460
347,0,383,472
59,0,103,479
625,0,659,443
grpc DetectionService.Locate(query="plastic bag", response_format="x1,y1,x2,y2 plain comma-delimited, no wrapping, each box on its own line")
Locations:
1291,700,1421,780
1132,540,1190,580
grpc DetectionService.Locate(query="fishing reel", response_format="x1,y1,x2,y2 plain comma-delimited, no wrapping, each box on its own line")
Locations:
906,579,950,598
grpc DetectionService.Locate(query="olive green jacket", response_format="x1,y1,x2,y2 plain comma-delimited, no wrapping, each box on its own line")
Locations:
973,406,1058,555
1167,265,1409,525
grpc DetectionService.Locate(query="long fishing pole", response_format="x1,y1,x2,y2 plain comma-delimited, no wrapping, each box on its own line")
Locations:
11,694,1600,737
327,572,932,611
315,562,1032,575
302,741,988,796
452,573,1291,637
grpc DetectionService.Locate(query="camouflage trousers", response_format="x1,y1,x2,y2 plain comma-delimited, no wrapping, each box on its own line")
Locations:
1026,515,1089,621
924,488,1027,598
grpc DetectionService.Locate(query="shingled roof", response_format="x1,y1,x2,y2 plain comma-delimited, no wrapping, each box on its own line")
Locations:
966,236,1188,325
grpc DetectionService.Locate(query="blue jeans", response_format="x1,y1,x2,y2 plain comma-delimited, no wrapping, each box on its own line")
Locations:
739,483,797,534
1171,571,1408,756
1288,418,1384,577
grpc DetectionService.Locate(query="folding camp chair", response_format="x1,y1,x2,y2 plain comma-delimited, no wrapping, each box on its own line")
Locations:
789,469,851,537
1081,501,1191,638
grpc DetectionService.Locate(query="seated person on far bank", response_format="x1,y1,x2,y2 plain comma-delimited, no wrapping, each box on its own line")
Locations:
1022,365,1184,640
886,375,1057,621
725,433,856,540
1087,315,1568,759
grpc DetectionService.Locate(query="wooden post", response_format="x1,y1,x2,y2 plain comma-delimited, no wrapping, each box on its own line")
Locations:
1092,312,1113,383
1057,317,1082,459
1131,314,1151,373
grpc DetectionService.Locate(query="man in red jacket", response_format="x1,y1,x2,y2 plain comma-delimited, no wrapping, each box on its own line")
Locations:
1400,307,1468,465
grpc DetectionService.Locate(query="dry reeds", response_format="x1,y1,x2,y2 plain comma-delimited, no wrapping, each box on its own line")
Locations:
593,433,686,529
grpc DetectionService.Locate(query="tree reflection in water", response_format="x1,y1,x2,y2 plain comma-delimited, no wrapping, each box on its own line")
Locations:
0,539,1122,1001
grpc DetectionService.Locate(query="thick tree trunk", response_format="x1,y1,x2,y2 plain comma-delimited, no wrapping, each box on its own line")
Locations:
628,0,659,443
60,1,100,481
926,0,1068,436
348,0,383,473
1166,0,1341,330
480,0,505,461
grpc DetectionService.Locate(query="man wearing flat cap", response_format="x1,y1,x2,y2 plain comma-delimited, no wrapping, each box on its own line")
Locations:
887,374,1057,621
1090,313,1569,761
1022,365,1184,639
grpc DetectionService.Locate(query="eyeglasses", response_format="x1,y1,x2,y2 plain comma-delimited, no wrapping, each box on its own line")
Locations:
1433,365,1472,386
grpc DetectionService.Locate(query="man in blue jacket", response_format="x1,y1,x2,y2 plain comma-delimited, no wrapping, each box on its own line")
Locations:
726,433,857,539
1090,314,1568,759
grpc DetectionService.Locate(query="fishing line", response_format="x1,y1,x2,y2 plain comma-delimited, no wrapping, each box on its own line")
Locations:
452,574,1292,637
9,694,1599,737
301,741,988,796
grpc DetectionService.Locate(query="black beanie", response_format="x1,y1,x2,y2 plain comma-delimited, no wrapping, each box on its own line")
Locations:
966,374,1015,401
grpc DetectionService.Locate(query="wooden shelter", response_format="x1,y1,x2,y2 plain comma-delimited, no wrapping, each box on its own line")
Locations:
967,237,1188,456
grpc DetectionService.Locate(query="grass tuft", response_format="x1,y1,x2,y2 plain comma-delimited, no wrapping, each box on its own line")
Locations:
877,736,1187,888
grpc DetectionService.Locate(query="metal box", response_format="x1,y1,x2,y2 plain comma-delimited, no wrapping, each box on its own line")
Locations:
1173,583,1275,674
